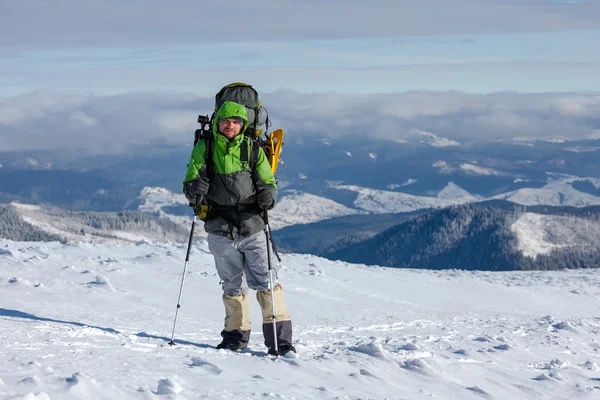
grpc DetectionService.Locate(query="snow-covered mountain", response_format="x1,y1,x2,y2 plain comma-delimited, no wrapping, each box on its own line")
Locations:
332,182,480,213
327,202,600,270
1,239,600,399
492,176,600,207
268,190,363,229
136,176,600,228
511,212,600,260
6,175,600,252
7,202,189,244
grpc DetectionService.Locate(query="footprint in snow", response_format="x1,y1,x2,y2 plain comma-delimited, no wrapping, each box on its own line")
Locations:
189,357,223,375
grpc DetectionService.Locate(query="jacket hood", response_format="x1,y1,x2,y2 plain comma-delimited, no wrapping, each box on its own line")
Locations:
213,101,249,137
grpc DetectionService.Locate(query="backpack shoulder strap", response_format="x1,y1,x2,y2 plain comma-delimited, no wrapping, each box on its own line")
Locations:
240,135,261,171
204,133,215,182
250,139,260,171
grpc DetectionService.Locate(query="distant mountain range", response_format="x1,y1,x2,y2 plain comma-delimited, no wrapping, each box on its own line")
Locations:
135,174,600,230
2,134,600,270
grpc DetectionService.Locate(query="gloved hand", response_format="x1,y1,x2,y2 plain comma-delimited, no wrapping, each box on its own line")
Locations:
184,176,210,200
256,189,274,210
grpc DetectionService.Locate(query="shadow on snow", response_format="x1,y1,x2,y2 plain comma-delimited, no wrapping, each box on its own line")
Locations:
0,307,121,335
0,307,267,355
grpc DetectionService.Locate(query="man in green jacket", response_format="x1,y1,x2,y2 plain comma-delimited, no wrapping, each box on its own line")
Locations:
183,101,294,356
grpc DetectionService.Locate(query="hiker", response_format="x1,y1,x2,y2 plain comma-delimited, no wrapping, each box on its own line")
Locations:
182,100,295,356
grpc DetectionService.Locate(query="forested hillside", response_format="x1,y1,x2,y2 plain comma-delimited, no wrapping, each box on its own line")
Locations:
329,204,600,271
0,205,64,242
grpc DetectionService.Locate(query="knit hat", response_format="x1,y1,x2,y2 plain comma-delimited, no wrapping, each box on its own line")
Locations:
219,116,244,126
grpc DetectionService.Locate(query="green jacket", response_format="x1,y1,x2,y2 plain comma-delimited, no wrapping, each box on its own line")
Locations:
183,101,278,239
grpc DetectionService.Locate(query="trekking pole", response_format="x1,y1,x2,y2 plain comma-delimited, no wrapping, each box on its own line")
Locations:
263,209,278,355
267,221,282,263
168,197,200,346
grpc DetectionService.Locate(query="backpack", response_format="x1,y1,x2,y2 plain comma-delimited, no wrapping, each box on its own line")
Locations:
193,83,284,219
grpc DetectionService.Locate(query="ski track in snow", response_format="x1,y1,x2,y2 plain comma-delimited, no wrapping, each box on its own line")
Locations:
1,240,600,399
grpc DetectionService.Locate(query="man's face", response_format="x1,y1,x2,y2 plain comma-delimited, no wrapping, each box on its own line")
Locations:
218,118,243,140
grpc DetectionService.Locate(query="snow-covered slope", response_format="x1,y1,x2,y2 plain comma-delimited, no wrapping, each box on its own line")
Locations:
1,239,600,399
137,187,362,231
268,191,363,229
134,177,600,231
12,174,600,243
436,182,480,202
493,177,600,207
10,202,188,243
138,187,191,228
511,212,600,259
334,182,480,213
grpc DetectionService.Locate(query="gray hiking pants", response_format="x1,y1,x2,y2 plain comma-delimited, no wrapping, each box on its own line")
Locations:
207,231,292,350
207,231,278,295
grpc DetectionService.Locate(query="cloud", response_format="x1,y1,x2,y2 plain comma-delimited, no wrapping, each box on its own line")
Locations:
2,1,599,48
554,95,600,117
1,90,599,154
265,90,600,142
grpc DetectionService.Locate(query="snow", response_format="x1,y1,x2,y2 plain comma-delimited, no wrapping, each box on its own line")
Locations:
460,163,501,176
433,160,454,174
138,187,188,214
137,187,193,228
335,182,479,213
511,212,600,259
11,202,188,243
131,177,600,232
269,191,363,229
2,239,600,399
494,177,600,207
437,182,479,202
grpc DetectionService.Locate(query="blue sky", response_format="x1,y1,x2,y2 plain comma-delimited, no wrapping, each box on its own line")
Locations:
1,0,600,95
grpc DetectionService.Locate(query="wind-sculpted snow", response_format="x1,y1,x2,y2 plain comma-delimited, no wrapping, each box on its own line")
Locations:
1,239,600,399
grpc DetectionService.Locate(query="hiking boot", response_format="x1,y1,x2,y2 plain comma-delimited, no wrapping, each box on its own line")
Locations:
268,344,296,356
216,342,248,351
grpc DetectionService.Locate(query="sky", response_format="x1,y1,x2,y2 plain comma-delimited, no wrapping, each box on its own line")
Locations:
1,1,600,154
1,0,600,95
